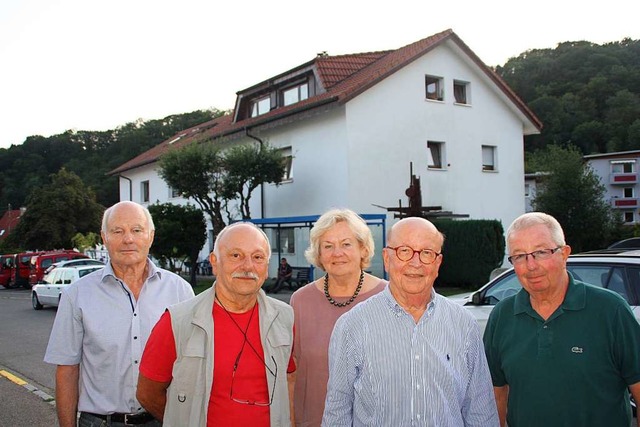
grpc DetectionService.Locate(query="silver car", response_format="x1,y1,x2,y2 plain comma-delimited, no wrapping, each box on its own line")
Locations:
32,265,104,310
449,251,640,332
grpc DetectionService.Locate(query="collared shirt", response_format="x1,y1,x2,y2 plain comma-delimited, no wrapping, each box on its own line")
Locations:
44,260,195,414
484,274,640,427
322,286,498,427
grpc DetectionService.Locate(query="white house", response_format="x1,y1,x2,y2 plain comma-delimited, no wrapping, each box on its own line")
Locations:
585,150,640,225
109,29,541,278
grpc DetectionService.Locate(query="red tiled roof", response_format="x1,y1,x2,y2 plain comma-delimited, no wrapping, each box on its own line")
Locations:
0,209,22,240
110,29,542,175
316,51,390,89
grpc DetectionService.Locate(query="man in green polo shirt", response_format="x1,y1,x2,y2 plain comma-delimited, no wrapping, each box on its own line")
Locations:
484,212,640,427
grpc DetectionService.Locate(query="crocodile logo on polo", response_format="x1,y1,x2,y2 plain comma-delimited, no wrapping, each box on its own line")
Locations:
571,346,583,353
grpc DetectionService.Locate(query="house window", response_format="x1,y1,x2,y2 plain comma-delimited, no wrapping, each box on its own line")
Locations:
453,80,469,104
280,147,293,181
141,181,149,203
250,96,271,117
611,161,635,173
271,228,295,254
283,83,309,106
425,75,444,101
624,187,634,198
623,211,635,223
169,186,181,198
427,141,445,169
482,145,497,171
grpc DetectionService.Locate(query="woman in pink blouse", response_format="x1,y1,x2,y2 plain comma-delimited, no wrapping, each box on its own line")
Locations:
289,208,386,427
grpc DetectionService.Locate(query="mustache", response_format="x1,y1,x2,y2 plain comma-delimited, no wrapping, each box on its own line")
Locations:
231,272,259,280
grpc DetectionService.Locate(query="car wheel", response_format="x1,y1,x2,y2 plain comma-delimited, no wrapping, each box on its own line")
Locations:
32,293,43,310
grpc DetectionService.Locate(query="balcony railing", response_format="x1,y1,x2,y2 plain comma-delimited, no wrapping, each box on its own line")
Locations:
610,173,638,184
612,197,639,208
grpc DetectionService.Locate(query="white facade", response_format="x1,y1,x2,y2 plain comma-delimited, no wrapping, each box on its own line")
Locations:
113,32,540,278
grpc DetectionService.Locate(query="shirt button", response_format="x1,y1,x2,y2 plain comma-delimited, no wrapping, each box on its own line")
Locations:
134,360,138,364
416,384,421,390
543,325,548,329
414,354,420,360
417,414,421,420
134,336,138,340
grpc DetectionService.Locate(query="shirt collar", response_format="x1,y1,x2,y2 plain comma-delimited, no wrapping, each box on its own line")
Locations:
382,284,438,317
100,258,161,283
513,272,586,315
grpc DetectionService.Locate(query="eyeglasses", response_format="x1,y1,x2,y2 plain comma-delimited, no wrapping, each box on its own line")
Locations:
230,349,277,406
386,246,441,264
507,247,562,265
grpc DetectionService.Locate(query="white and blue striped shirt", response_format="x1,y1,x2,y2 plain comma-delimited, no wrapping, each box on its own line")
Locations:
322,286,498,427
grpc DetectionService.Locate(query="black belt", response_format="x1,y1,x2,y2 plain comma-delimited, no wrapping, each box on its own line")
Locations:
81,411,155,425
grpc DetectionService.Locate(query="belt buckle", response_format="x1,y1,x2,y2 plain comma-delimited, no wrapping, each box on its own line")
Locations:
123,413,135,425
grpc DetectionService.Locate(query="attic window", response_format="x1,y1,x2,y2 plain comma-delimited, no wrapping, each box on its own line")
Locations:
283,83,309,106
250,96,271,117
425,75,443,101
453,80,469,104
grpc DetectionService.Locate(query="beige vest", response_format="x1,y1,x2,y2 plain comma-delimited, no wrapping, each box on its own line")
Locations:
162,285,294,427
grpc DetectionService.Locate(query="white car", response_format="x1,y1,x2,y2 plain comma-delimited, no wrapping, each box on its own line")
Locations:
32,265,104,310
449,251,640,333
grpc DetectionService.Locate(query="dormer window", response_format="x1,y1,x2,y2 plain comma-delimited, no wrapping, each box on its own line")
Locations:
250,96,271,117
283,82,309,106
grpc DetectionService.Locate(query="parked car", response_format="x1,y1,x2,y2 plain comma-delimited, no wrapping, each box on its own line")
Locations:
43,258,105,275
449,251,640,333
32,265,104,310
0,254,15,288
28,250,89,287
10,251,45,289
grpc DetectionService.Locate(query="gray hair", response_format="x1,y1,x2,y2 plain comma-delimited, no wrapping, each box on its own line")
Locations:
506,212,566,253
213,222,271,260
305,208,375,270
101,201,155,237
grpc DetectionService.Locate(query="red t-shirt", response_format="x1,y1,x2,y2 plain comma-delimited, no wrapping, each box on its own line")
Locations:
140,302,295,426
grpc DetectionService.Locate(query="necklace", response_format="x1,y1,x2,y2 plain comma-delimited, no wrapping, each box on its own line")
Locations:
324,270,364,308
215,293,266,366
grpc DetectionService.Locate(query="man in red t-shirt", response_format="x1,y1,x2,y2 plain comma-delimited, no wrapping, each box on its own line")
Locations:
137,223,296,426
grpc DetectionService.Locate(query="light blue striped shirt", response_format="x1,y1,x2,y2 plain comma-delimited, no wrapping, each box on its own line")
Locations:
322,286,498,427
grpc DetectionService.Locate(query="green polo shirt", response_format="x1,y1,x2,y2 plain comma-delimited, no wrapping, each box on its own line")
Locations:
483,274,640,427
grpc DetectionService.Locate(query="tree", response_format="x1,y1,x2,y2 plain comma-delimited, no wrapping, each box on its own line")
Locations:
530,145,618,252
158,142,227,238
222,142,286,219
8,168,104,250
148,203,206,286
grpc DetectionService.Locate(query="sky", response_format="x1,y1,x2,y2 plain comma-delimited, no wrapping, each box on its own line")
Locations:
1,0,638,149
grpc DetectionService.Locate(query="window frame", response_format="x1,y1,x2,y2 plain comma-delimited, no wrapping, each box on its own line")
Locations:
425,75,444,101
427,141,445,170
250,96,271,117
453,80,469,104
141,181,150,203
279,147,293,181
482,145,497,172
282,82,309,106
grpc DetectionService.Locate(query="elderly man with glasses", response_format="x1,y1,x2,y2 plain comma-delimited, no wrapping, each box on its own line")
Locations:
322,217,498,426
484,212,640,427
136,222,295,427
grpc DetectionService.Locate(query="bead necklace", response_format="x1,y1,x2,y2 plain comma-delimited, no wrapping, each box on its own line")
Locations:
324,270,364,308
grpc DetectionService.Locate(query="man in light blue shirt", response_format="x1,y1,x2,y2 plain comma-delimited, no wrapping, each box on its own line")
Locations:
44,201,195,427
322,217,498,426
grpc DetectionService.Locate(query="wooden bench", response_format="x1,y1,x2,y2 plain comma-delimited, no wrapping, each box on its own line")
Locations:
287,266,311,289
